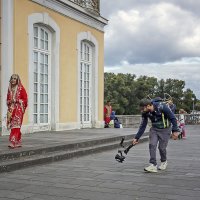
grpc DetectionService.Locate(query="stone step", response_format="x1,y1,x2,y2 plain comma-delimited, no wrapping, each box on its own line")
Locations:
0,134,148,173
0,134,135,162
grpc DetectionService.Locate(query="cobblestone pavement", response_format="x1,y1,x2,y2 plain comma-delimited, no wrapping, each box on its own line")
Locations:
0,125,200,200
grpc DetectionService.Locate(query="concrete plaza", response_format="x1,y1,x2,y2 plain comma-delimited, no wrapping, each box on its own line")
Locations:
0,125,200,200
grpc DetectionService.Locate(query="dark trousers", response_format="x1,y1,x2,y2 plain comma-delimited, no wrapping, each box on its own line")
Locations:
149,127,171,165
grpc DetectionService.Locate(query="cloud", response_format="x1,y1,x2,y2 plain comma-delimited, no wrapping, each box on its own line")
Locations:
101,0,200,18
101,0,200,98
104,2,200,65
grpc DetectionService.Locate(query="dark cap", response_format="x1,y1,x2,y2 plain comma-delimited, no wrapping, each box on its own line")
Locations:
139,99,152,107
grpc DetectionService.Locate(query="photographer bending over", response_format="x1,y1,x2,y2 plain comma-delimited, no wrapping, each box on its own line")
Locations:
132,98,179,173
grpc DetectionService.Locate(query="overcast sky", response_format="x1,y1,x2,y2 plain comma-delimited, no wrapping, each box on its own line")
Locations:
101,0,200,99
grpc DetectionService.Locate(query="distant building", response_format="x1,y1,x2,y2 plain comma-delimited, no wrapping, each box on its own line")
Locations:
0,0,107,135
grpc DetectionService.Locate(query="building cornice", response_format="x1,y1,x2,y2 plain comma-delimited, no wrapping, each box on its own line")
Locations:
31,0,108,32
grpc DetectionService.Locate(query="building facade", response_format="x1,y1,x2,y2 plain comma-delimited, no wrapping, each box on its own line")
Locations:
0,0,107,135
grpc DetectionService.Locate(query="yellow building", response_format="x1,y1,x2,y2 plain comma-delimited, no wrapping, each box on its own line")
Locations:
0,0,107,135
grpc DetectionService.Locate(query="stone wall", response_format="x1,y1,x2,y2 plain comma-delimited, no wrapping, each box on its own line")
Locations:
116,114,200,128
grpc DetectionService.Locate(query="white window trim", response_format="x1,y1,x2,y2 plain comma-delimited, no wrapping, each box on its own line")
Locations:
33,27,52,125
80,42,92,127
77,31,99,128
1,0,13,135
28,12,60,132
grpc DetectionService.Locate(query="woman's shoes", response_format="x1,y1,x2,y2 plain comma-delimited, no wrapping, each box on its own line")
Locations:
8,144,15,149
8,143,22,149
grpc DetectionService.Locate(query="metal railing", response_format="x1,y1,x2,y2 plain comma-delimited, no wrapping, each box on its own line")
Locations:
70,0,100,15
184,114,200,125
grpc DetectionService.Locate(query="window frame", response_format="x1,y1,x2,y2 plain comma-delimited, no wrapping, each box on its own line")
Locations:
33,25,52,126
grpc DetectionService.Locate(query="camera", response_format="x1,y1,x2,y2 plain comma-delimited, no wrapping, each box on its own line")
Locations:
115,137,134,163
115,150,126,163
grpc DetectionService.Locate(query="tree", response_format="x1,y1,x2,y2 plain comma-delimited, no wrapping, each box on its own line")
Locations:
104,72,199,115
181,89,197,113
104,73,136,114
195,100,200,111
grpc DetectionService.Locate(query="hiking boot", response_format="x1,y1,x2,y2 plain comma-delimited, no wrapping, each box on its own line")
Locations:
158,161,168,170
144,164,158,173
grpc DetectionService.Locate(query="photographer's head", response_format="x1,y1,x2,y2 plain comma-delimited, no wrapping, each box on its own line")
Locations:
139,99,154,113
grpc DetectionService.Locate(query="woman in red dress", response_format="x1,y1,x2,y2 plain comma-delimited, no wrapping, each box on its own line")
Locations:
7,74,28,148
104,100,112,128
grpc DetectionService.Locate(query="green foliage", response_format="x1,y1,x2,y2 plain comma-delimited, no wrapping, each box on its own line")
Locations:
195,100,200,111
104,72,199,114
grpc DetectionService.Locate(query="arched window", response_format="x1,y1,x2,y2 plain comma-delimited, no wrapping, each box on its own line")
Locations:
33,25,51,124
28,13,60,132
80,41,92,125
77,31,100,128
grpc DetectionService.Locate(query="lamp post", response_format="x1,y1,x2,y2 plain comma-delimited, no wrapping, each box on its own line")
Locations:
192,98,195,114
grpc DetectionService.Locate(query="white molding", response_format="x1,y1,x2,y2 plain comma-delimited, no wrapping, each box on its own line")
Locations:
57,122,80,131
31,0,107,32
28,12,60,131
20,124,51,134
12,122,80,134
1,0,14,135
25,122,81,132
94,120,104,128
77,31,99,128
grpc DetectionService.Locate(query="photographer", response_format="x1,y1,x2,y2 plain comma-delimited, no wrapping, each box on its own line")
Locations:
132,98,179,173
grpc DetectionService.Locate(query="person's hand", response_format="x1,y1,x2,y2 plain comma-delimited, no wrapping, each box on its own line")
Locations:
132,139,139,145
171,132,179,140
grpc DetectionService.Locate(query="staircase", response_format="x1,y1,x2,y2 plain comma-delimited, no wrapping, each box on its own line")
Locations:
0,133,148,173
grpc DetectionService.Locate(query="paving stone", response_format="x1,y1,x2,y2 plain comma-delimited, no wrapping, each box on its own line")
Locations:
0,189,34,199
0,125,199,200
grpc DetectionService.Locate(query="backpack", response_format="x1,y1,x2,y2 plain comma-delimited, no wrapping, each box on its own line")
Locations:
114,117,121,128
151,101,170,129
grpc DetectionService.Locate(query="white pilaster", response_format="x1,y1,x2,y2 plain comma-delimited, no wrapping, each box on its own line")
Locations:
1,0,13,135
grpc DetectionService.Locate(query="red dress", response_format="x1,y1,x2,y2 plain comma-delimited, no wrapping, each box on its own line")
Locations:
104,105,112,125
7,79,28,148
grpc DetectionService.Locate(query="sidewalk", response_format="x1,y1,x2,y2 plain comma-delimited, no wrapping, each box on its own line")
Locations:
0,125,199,200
